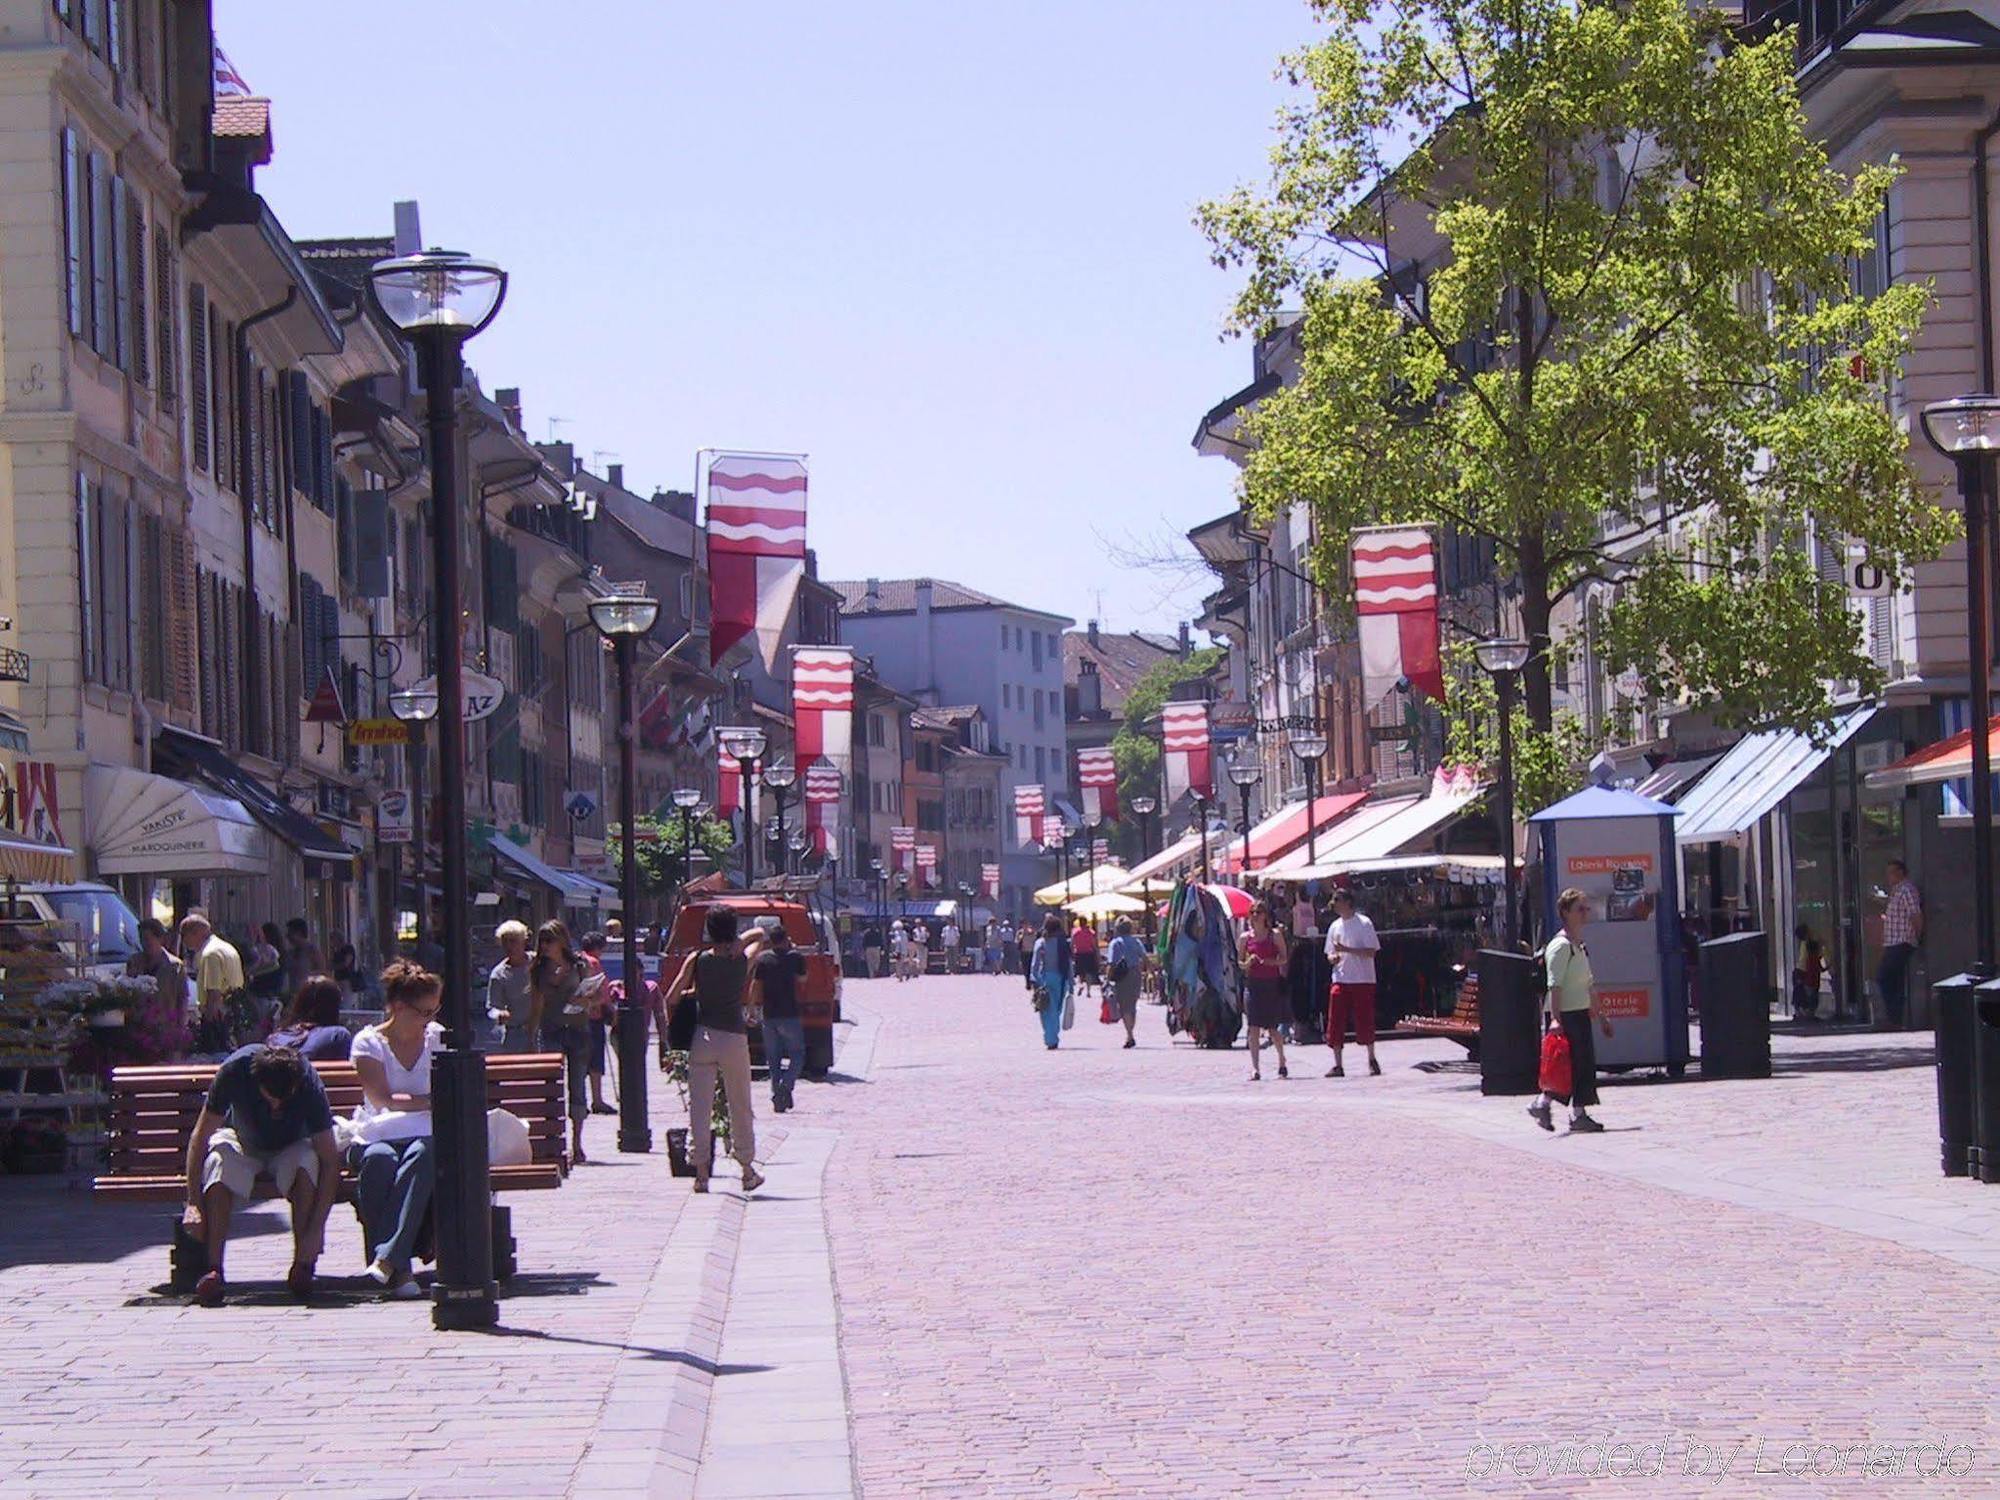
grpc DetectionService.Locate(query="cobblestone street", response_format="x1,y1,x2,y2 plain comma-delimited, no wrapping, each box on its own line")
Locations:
4,975,2000,1496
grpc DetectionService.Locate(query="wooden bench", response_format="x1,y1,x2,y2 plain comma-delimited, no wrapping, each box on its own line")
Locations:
94,1052,571,1291
1403,976,1481,1058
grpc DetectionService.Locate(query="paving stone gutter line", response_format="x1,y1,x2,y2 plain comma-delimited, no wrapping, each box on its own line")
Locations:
570,1004,883,1499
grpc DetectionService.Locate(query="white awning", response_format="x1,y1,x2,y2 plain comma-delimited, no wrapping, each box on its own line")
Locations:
1122,828,1210,887
1673,706,1876,845
488,834,619,906
86,764,268,876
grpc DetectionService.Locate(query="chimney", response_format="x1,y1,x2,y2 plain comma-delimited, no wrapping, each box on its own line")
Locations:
1178,621,1191,657
865,577,882,609
495,388,523,432
914,580,935,702
607,463,624,491
392,200,422,257
1087,619,1099,648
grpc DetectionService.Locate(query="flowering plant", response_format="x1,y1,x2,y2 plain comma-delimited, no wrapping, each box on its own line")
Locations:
63,975,192,1080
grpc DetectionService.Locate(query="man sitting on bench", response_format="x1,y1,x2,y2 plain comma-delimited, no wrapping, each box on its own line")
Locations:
182,1042,342,1306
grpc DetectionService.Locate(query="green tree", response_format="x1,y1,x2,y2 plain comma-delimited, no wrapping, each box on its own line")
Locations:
606,814,736,900
1110,647,1225,857
1200,0,1953,761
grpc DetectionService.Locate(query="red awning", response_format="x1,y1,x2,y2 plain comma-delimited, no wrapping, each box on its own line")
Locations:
1215,792,1369,874
1866,715,2000,791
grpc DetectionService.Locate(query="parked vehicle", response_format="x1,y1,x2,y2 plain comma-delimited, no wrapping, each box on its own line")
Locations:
663,894,838,1078
0,882,143,981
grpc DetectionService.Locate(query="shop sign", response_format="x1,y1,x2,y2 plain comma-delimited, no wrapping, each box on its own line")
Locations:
348,719,413,747
377,789,413,844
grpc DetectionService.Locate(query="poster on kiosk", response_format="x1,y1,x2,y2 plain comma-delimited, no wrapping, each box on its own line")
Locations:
1528,786,1688,1073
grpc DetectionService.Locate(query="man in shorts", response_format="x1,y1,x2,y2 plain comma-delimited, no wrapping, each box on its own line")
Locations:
182,1042,342,1306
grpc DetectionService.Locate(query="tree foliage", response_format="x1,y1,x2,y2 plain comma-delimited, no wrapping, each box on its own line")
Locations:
1199,0,1953,744
606,814,736,899
1109,647,1226,857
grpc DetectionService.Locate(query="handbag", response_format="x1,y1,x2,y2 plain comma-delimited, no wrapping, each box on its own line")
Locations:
1099,996,1116,1025
1061,988,1076,1030
1539,1023,1572,1096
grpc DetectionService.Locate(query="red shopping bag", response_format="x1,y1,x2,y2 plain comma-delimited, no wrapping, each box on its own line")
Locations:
1099,996,1117,1025
1538,1024,1572,1096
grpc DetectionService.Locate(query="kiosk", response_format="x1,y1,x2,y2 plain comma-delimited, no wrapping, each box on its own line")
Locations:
1529,786,1689,1076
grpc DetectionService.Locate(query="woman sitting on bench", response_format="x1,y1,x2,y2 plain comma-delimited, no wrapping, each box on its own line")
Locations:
347,961,444,1299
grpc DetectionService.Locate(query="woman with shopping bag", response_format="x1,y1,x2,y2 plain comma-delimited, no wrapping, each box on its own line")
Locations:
1529,887,1614,1134
1030,913,1073,1050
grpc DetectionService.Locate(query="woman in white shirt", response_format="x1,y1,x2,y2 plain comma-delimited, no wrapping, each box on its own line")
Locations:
347,961,444,1298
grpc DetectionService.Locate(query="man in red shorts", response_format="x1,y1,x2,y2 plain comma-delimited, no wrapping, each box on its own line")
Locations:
1324,887,1381,1078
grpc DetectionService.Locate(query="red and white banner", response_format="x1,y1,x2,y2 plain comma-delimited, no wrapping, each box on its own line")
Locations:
1042,814,1067,849
792,647,854,774
715,743,750,822
981,862,1001,898
1351,524,1444,708
214,44,252,97
913,843,938,889
1091,839,1110,864
891,825,916,875
1161,701,1213,806
803,760,843,856
1076,746,1119,824
1013,785,1045,848
705,452,808,670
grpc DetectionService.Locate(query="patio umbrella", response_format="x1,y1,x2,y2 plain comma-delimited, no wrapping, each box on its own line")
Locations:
1033,864,1136,907
1199,883,1258,919
1065,891,1148,920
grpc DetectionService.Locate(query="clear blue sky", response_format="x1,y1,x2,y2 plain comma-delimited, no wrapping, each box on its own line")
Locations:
215,0,1316,635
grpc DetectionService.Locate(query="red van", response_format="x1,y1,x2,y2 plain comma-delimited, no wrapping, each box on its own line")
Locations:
663,894,838,1077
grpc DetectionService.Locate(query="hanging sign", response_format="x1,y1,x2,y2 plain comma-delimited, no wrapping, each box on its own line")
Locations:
408,672,507,723
377,789,413,844
347,718,413,746
304,668,347,725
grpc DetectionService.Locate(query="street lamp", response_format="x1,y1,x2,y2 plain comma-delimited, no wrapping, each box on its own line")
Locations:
589,586,661,1157
368,247,507,1332
1083,809,1104,895
1923,396,2000,976
1226,744,1262,879
1287,723,1330,866
787,826,809,874
718,727,768,884
1475,637,1533,950
1130,794,1158,862
390,686,439,951
671,786,703,891
869,857,887,924
763,762,798,873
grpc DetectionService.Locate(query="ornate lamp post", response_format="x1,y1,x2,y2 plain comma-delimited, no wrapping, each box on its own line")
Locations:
589,588,661,1155
869,857,887,923
368,248,507,1331
1226,744,1262,880
787,826,809,875
389,684,439,950
1475,637,1533,950
670,787,703,892
1130,794,1158,863
763,762,797,872
718,726,768,884
1083,809,1104,895
1287,723,1330,866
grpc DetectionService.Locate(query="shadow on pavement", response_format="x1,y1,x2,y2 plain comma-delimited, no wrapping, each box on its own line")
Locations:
0,1179,289,1273
478,1323,773,1374
1771,1044,1933,1075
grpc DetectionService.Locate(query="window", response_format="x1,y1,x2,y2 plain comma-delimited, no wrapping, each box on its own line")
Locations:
109,181,131,371
868,712,885,747
1000,621,1009,650
1032,690,1044,731
1030,631,1041,671
187,283,208,468
127,187,147,385
1034,745,1045,780
1000,683,1009,709
76,474,96,684
1046,632,1057,658
87,150,111,359
60,127,83,338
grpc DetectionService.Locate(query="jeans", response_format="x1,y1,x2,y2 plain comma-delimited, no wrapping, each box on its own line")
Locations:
1039,977,1068,1047
1877,943,1915,1028
541,1024,590,1123
765,1016,805,1108
348,1136,434,1276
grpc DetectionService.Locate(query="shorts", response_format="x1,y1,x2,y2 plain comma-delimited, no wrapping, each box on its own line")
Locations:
201,1128,321,1202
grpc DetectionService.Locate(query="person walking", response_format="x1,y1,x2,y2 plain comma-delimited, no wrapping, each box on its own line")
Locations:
1876,859,1923,1031
1530,888,1614,1134
1324,888,1382,1078
1106,918,1147,1049
862,922,883,979
1029,913,1073,1050
486,920,534,1051
1070,916,1100,998
749,924,807,1113
1015,920,1035,979
526,920,594,1164
282,917,323,994
1239,904,1289,1081
181,913,245,1055
577,931,617,1117
662,908,764,1193
247,922,285,1011
907,920,930,979
940,917,962,973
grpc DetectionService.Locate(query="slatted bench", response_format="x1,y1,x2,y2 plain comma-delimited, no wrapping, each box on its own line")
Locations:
1404,977,1481,1058
94,1052,571,1291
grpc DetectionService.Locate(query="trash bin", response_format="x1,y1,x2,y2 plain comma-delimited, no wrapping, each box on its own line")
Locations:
1934,973,1980,1178
1973,980,2000,1184
1477,949,1542,1096
1698,931,1771,1080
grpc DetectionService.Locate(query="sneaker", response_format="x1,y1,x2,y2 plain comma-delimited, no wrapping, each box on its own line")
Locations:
1368,1057,1382,1077
1527,1100,1554,1132
193,1270,226,1307
1325,1063,1345,1078
741,1166,766,1193
388,1277,424,1301
366,1257,396,1287
1568,1114,1605,1134
590,1103,618,1116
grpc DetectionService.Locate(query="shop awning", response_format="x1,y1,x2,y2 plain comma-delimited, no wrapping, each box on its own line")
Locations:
488,834,619,907
1259,779,1487,881
152,726,353,872
1123,828,1209,887
1673,705,1876,845
0,707,31,753
1634,753,1721,806
0,832,76,883
1213,792,1370,875
1336,852,1505,884
86,764,267,876
1256,795,1422,875
1866,713,2000,792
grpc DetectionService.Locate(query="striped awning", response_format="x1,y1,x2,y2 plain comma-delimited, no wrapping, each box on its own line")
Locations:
0,833,76,883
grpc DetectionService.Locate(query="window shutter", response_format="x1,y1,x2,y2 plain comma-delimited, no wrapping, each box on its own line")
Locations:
106,486,130,690
318,591,340,706
222,582,241,751
211,309,230,492
109,181,130,371
300,574,322,692
168,526,196,710
88,150,111,357
126,187,147,386
187,283,207,468
194,568,211,729
107,0,123,72
285,616,301,762
75,473,96,684
286,370,311,498
152,229,174,408
60,127,83,338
